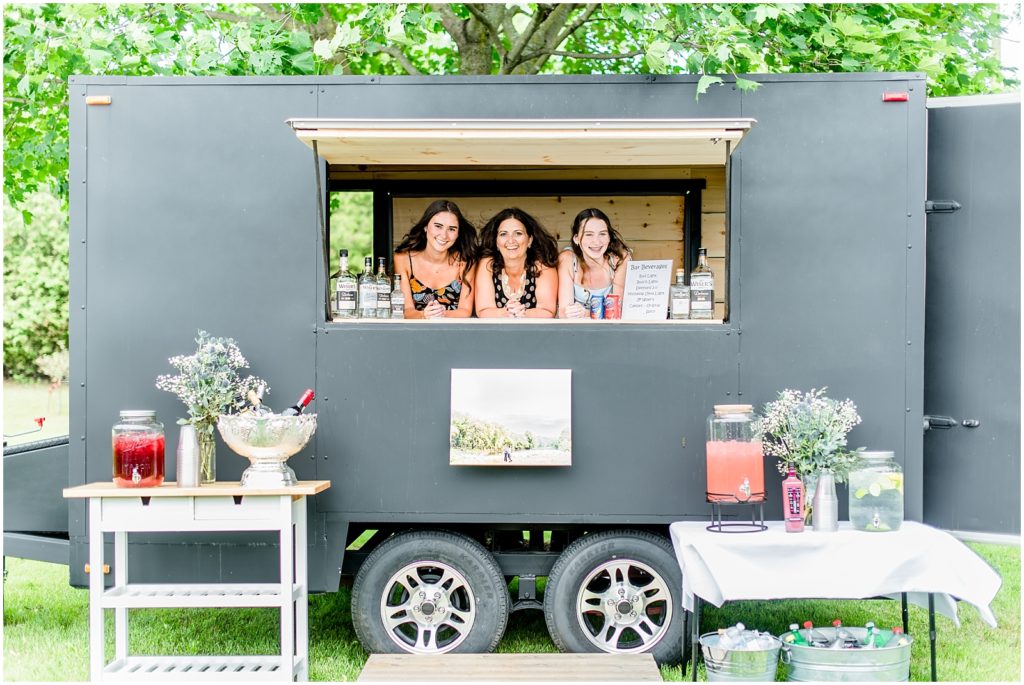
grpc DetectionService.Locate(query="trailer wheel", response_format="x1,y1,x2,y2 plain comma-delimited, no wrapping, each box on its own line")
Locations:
543,530,682,664
351,530,510,654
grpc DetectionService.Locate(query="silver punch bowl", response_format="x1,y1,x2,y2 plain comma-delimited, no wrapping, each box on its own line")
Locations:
217,413,317,487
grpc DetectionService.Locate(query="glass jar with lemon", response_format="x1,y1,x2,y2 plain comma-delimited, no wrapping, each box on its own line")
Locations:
848,450,904,531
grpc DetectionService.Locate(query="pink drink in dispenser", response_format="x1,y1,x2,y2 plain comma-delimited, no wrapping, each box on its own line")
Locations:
706,404,764,502
112,410,165,487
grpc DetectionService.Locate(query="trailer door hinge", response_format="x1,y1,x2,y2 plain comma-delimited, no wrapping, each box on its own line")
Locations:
925,200,961,214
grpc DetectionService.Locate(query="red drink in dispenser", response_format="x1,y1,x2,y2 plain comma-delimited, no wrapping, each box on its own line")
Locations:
112,410,165,487
706,405,764,502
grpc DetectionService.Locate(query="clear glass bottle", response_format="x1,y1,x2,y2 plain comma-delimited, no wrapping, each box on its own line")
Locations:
669,268,691,319
391,274,405,319
375,257,391,319
690,247,715,320
705,404,764,502
332,249,358,319
849,450,904,531
358,256,376,318
112,410,165,487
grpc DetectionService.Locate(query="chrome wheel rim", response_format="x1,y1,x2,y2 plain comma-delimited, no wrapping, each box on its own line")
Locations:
380,561,476,653
575,558,672,653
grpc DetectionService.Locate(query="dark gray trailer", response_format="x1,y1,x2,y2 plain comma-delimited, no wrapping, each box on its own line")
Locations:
3,74,1019,663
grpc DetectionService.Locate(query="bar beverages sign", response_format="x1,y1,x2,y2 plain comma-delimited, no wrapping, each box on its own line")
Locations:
622,260,673,320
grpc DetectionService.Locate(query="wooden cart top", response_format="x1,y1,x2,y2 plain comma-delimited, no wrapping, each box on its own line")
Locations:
63,480,331,498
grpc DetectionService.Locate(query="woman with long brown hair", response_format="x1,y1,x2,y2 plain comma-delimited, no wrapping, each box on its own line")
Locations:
557,207,631,319
393,200,478,319
474,207,559,318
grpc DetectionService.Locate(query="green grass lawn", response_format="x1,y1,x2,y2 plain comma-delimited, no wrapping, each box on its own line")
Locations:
3,542,1019,681
3,380,70,446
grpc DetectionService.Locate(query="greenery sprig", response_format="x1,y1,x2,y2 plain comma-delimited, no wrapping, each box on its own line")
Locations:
758,387,863,481
155,330,267,438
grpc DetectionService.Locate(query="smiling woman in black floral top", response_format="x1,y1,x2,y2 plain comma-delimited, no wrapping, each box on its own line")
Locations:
474,207,559,319
393,200,478,319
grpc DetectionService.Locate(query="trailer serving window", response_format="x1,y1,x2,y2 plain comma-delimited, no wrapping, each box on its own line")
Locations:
288,118,754,322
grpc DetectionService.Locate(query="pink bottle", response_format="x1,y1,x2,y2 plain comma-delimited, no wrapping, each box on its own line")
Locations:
782,466,805,532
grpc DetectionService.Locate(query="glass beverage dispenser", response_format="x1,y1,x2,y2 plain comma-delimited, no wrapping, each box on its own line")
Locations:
705,404,764,503
848,450,904,531
112,410,165,487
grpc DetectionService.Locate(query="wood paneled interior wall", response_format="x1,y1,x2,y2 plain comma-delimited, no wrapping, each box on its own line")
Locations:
334,165,727,318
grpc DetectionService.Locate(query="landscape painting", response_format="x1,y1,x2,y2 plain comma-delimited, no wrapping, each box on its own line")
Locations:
450,369,572,467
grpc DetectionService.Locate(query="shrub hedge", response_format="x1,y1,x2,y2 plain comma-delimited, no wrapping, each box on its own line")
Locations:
3,193,69,380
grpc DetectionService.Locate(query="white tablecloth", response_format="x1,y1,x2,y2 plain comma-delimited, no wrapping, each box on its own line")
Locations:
669,521,1001,627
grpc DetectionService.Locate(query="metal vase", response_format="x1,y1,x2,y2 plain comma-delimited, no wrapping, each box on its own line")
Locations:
811,471,839,532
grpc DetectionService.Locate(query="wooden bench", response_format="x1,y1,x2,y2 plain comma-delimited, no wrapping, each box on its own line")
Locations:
358,653,663,681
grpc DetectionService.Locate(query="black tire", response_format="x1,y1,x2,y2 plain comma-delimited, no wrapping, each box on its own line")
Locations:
351,529,510,654
543,529,683,664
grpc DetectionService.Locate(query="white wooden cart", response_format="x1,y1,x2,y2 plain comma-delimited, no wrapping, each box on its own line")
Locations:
64,481,330,682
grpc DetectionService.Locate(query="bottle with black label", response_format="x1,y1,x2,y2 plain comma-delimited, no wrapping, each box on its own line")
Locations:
690,248,715,320
358,257,376,318
332,249,357,319
375,257,391,319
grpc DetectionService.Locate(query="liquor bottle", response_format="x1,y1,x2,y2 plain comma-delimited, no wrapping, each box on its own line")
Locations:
690,247,715,320
332,249,358,320
281,389,314,416
358,257,376,318
884,626,909,647
783,466,806,533
783,623,808,646
391,274,405,319
375,257,391,319
669,268,691,319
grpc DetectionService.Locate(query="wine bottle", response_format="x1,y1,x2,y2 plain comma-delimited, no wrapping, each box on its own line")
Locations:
281,389,314,416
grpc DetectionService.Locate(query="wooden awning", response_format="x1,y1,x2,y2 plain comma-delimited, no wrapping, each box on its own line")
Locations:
286,118,755,167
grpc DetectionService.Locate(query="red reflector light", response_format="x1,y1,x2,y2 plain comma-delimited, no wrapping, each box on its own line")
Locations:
882,92,909,102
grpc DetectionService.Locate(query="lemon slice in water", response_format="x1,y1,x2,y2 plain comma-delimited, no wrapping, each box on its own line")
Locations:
868,483,882,497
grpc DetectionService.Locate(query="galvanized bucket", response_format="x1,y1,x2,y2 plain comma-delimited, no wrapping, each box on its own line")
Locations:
781,627,913,682
700,631,782,682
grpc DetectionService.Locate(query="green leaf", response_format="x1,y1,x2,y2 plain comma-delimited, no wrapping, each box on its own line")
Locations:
313,38,334,60
753,5,781,24
850,41,881,55
645,39,670,73
290,50,314,74
17,75,31,96
735,76,761,91
289,30,312,51
696,74,724,98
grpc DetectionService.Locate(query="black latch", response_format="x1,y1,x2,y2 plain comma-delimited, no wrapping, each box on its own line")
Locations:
923,415,958,430
925,200,961,214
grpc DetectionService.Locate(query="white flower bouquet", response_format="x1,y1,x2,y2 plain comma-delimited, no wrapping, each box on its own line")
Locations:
759,387,863,481
155,330,267,440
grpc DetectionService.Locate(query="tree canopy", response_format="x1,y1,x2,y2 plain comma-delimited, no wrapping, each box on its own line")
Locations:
3,3,1017,215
